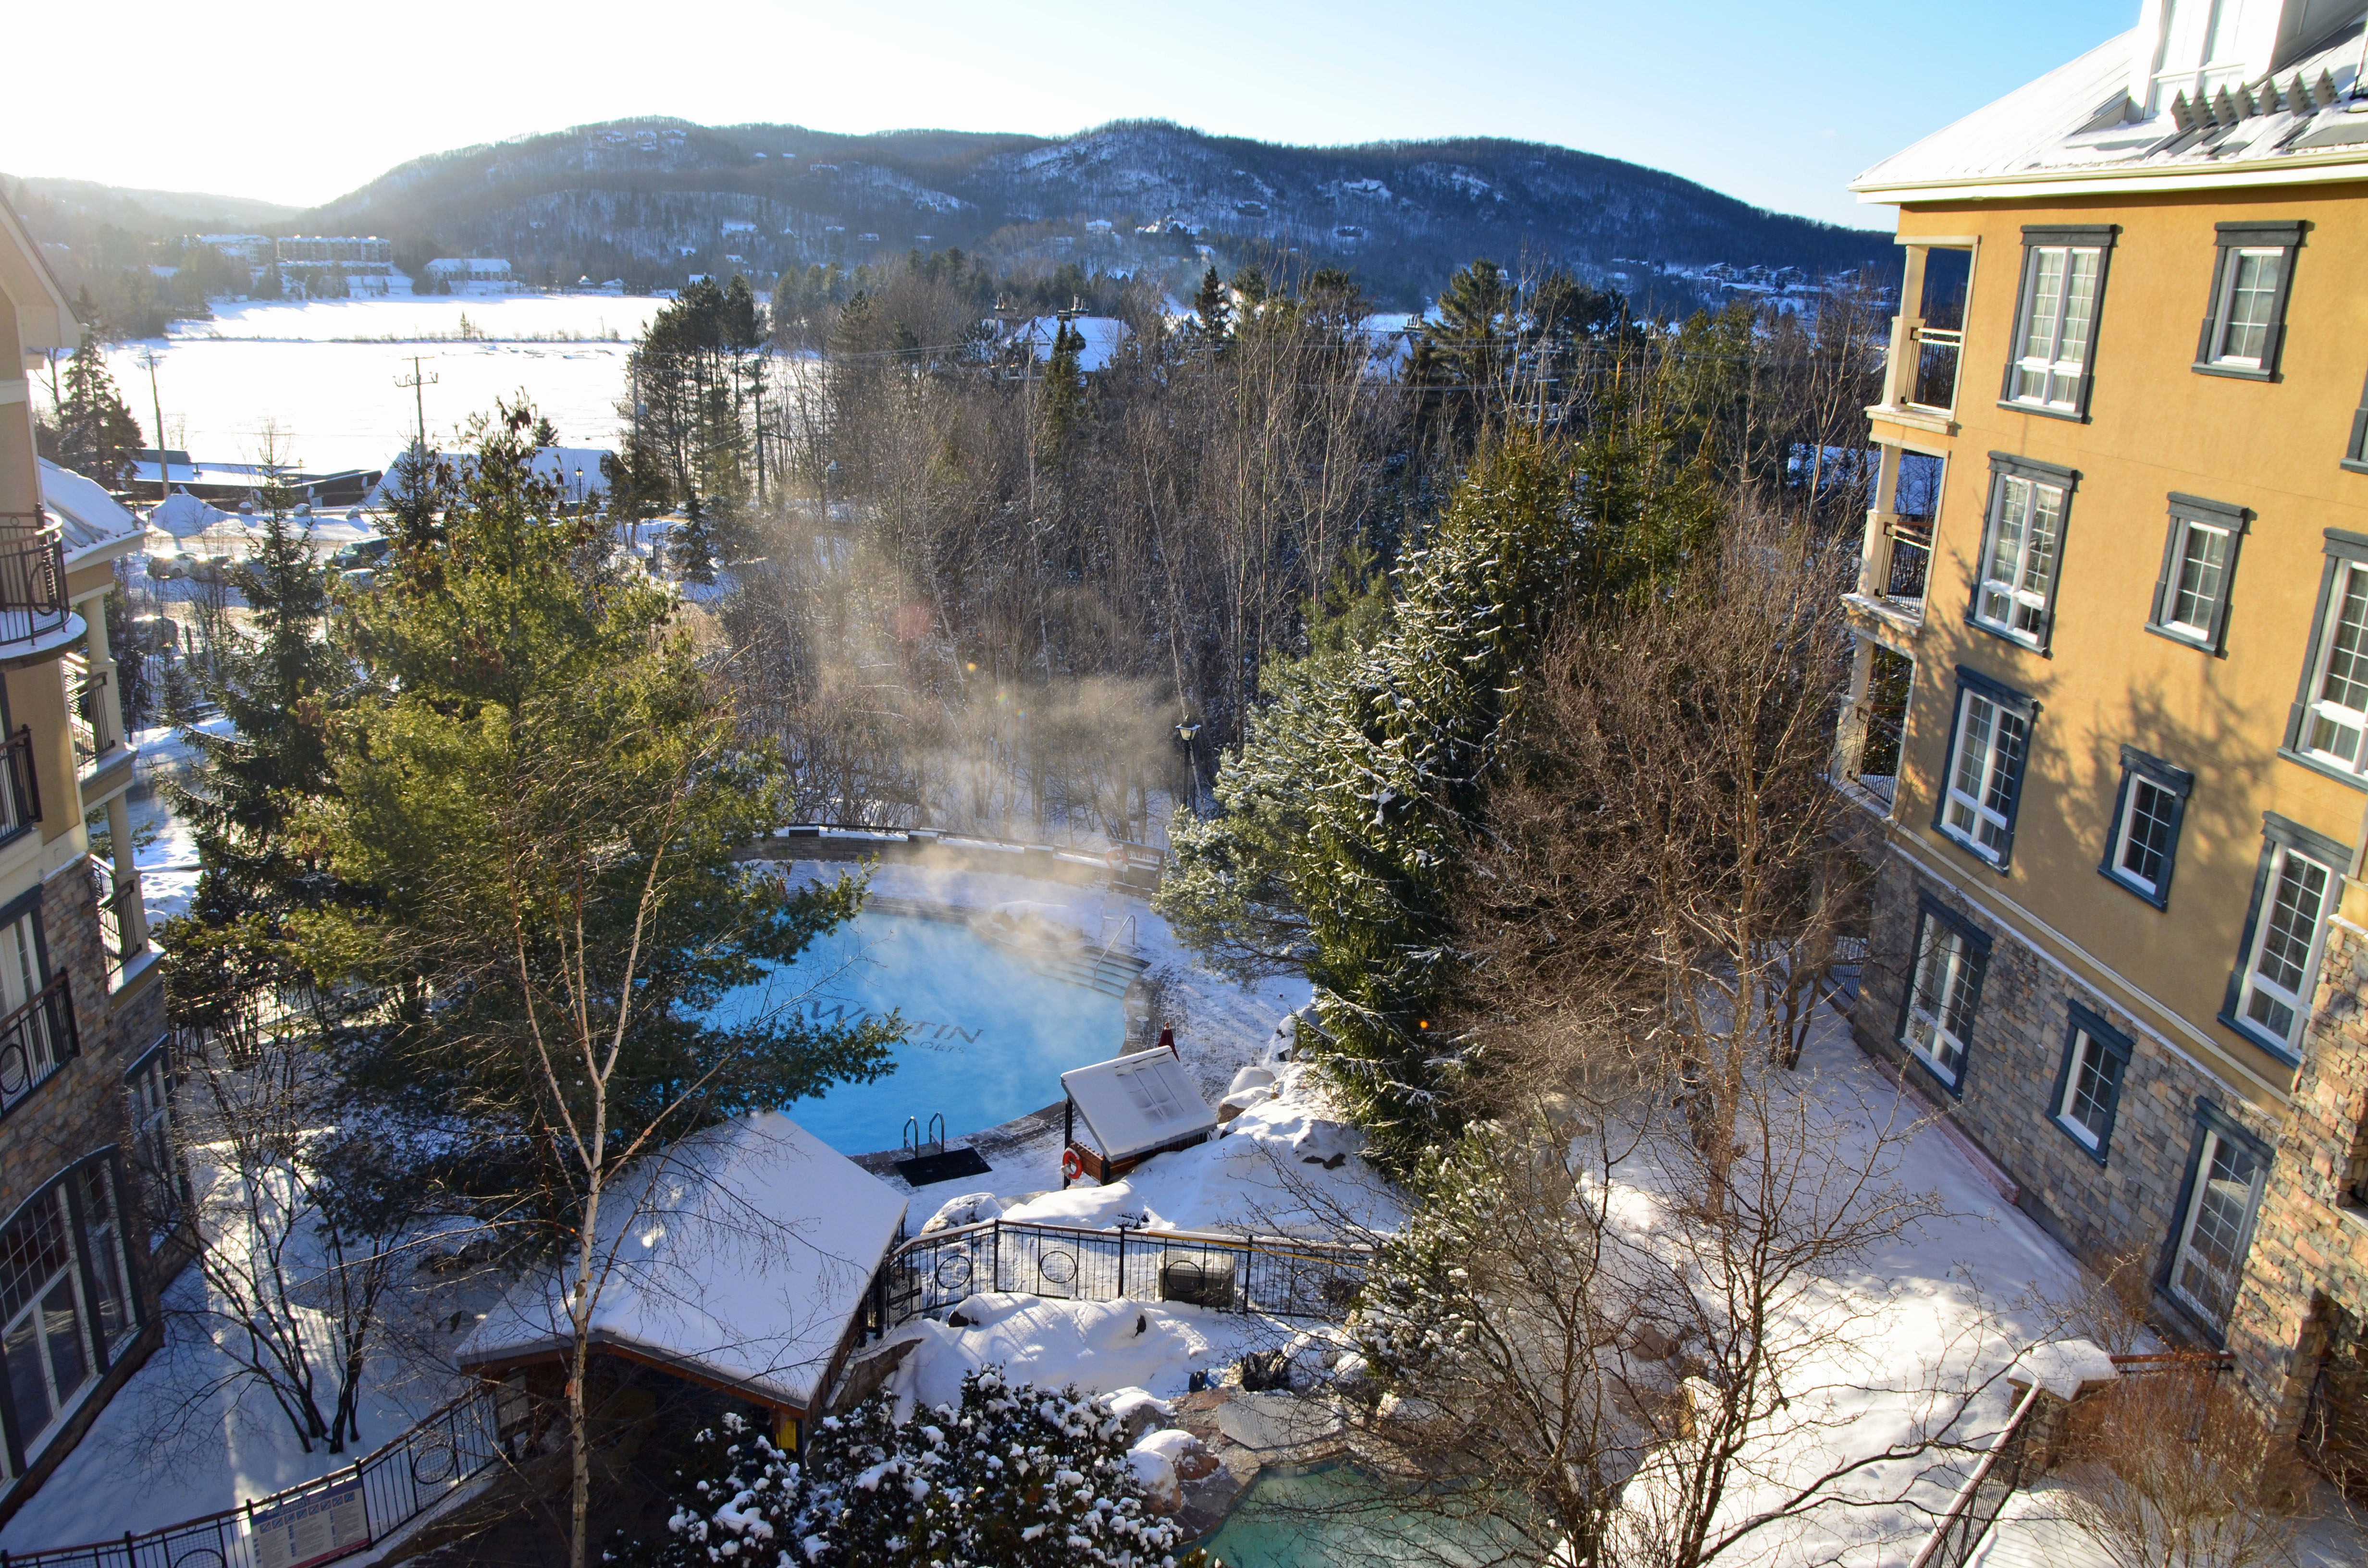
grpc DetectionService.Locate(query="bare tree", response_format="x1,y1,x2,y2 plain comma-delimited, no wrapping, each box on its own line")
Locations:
2055,1361,2311,1568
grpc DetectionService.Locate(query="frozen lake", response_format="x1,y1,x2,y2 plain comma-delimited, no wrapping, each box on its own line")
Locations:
102,295,671,476
704,910,1130,1155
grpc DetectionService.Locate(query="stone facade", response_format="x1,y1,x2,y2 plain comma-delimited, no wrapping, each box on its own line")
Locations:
1854,852,2282,1338
2226,905,2368,1440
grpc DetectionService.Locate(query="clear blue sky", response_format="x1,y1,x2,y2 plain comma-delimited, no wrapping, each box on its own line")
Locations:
19,0,2138,226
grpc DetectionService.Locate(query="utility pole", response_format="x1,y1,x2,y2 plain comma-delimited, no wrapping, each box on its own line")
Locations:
395,355,438,455
140,348,170,502
750,355,766,510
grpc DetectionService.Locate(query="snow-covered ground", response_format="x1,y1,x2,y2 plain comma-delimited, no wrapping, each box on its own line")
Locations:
104,296,673,477
864,1003,2114,1567
126,719,219,923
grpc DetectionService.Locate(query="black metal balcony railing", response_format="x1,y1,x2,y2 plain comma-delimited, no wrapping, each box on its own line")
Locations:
69,663,112,763
0,974,77,1118
1911,327,1963,412
90,860,139,989
1887,517,1934,604
0,516,71,649
0,726,41,847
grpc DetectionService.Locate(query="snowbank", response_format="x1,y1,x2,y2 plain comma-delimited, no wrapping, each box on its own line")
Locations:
877,1293,1249,1415
1004,1060,1394,1237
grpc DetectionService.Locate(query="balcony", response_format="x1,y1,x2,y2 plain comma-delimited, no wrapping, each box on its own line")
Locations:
0,515,78,662
66,655,114,767
90,858,143,991
0,726,41,850
0,974,77,1119
1908,326,1962,413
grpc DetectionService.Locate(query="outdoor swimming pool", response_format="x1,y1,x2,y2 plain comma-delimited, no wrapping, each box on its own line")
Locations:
1193,1468,1506,1568
1197,1464,1517,1568
703,909,1131,1155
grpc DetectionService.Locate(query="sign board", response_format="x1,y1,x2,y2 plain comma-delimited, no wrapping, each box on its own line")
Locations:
249,1476,370,1568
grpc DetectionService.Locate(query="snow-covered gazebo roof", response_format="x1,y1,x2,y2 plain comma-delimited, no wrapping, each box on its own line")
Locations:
1061,1050,1218,1166
456,1112,907,1417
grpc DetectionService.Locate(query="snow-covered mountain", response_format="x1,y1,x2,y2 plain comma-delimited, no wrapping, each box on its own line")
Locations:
297,117,1889,308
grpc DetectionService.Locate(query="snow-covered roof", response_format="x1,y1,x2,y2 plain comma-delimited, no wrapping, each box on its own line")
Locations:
363,445,611,508
1061,1051,1218,1164
1854,10,2368,204
456,1112,907,1413
37,460,148,568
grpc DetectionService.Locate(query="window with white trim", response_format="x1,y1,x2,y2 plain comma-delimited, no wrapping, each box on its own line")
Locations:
2004,228,2111,415
2223,815,2343,1058
2169,1112,2269,1331
2100,747,2192,909
2295,546,2368,778
2147,494,2245,654
1898,902,1986,1090
1937,673,2034,869
0,1160,136,1477
2050,1007,2131,1160
1971,457,2075,651
2195,221,2303,381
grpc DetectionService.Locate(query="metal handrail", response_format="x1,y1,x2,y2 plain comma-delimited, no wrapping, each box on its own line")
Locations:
1907,1379,2043,1568
0,1381,515,1568
869,1215,1372,1338
0,522,71,646
0,973,76,1119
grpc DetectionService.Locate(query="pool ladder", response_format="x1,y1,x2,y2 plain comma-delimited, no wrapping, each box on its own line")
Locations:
902,1113,947,1161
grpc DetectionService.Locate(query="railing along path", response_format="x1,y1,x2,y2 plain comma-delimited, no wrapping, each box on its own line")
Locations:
868,1216,1369,1337
1,1384,515,1568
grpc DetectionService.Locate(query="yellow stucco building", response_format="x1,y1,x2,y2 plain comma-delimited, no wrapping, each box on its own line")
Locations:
1840,0,2368,1460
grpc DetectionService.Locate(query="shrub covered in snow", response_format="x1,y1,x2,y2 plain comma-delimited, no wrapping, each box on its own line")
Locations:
624,1372,1197,1568
613,1411,800,1567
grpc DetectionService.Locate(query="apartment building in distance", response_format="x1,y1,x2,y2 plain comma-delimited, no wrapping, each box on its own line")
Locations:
0,193,174,1520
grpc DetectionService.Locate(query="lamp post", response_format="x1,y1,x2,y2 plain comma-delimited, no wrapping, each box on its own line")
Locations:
1175,720,1202,816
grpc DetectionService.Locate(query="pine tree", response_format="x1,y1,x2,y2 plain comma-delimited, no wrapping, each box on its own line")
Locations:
674,491,717,583
1157,435,1583,1155
55,336,144,486
1040,316,1088,455
1192,265,1232,348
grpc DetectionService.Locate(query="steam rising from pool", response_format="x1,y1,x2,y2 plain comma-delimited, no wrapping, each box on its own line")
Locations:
703,910,1130,1154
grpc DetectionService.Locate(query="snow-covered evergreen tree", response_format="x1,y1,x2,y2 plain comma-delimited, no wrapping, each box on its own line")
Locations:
1156,435,1580,1154
619,1411,802,1567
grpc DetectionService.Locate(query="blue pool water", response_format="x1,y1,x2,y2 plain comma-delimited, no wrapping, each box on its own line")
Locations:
1197,1465,1518,1568
702,910,1128,1155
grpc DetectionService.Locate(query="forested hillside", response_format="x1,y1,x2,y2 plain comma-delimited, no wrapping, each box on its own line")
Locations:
302,118,1887,308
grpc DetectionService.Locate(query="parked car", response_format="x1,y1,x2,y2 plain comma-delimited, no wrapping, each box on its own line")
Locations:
327,538,391,574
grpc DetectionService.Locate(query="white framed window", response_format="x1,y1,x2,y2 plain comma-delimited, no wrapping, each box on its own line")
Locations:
2051,1007,2130,1160
2005,230,2110,414
1898,902,1986,1090
2147,495,2245,655
0,905,63,1119
2223,816,2343,1058
2195,221,2303,381
2169,1113,2269,1331
1937,674,2034,869
2211,250,2282,368
1971,458,2075,651
2295,553,2368,777
2100,746,2192,909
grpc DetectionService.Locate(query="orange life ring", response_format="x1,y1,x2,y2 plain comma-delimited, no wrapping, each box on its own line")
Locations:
1061,1147,1085,1182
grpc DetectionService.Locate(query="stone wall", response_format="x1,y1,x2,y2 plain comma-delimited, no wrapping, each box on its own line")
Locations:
1853,852,2280,1332
2226,908,2368,1433
0,864,169,1306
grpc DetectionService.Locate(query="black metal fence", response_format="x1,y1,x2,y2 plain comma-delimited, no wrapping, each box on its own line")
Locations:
868,1218,1369,1336
1906,1381,2040,1568
2,1383,513,1568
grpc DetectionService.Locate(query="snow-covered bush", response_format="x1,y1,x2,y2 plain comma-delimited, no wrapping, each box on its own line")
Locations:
616,1411,800,1567
627,1371,1196,1567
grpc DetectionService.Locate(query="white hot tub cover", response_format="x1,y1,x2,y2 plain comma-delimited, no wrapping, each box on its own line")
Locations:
457,1111,907,1413
1061,1050,1219,1164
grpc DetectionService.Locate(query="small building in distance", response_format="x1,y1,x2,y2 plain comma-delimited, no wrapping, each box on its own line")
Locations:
273,236,391,267
423,257,512,284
